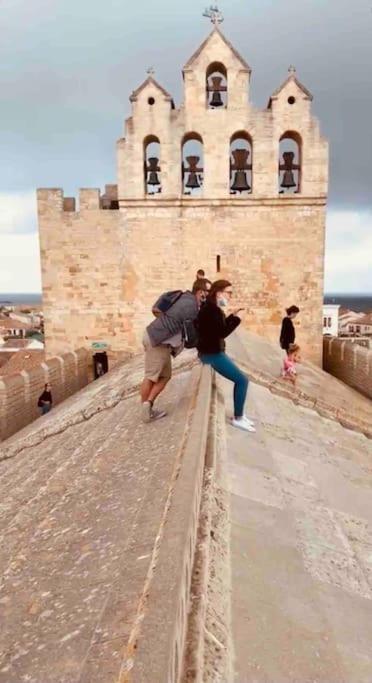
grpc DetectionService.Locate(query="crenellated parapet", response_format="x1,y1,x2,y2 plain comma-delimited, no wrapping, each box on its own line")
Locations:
37,184,119,214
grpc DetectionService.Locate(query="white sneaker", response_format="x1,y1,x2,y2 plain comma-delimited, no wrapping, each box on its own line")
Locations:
243,415,255,426
231,417,256,433
150,408,167,421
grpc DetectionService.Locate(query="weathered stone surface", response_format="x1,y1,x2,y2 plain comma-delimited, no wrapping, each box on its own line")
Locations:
231,329,372,436
223,357,372,682
0,357,199,682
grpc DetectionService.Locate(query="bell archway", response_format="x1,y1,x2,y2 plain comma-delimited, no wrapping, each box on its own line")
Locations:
181,133,204,197
230,132,253,195
206,62,227,109
279,131,302,194
144,135,161,196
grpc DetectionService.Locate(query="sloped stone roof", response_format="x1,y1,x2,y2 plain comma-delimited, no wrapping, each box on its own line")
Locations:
129,75,175,107
183,26,251,73
268,70,313,108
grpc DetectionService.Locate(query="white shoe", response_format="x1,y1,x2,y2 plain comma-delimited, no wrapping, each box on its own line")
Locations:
231,417,256,433
243,415,255,426
150,408,167,421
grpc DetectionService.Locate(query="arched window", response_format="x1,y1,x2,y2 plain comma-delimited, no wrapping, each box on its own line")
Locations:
279,132,302,194
230,132,253,195
182,133,204,196
206,62,227,109
144,136,161,195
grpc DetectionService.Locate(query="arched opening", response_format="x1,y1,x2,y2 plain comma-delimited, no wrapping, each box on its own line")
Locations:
230,132,253,195
144,135,161,195
206,62,227,109
279,131,302,194
182,133,204,196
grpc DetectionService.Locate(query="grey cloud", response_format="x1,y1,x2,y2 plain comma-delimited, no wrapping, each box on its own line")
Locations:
0,0,371,208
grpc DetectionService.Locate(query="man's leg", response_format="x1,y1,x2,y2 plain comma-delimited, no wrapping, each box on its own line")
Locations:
141,345,172,422
141,378,154,403
147,377,170,403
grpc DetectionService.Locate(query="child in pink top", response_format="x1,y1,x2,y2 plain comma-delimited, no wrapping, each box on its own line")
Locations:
282,343,301,385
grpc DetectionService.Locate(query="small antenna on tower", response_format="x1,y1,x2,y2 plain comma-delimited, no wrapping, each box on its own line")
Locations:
203,4,224,25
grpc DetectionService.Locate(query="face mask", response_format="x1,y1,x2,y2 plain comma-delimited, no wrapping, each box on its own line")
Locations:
218,296,228,308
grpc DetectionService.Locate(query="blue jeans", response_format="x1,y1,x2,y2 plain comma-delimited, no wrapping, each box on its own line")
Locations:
200,352,249,418
40,404,51,415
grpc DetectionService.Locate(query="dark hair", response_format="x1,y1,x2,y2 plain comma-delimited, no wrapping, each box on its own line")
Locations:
288,343,300,354
286,305,300,316
192,278,210,295
207,279,232,304
197,268,205,277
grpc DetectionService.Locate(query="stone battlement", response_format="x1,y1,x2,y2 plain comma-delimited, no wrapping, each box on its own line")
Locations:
323,336,372,400
0,348,89,441
37,184,119,213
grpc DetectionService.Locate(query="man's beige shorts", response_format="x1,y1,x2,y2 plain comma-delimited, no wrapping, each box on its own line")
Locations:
143,331,172,383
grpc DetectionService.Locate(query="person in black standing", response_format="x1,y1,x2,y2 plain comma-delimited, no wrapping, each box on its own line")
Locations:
38,383,53,415
280,305,300,353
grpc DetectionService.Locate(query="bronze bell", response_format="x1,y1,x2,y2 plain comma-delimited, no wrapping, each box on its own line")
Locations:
186,173,201,189
185,156,202,189
230,149,251,193
210,91,224,107
147,157,160,186
280,152,297,189
231,171,250,193
209,76,224,107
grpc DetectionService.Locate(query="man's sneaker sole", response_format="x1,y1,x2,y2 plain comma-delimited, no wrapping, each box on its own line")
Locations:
150,409,167,421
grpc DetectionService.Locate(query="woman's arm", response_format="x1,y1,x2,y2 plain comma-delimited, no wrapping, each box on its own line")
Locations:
223,314,241,338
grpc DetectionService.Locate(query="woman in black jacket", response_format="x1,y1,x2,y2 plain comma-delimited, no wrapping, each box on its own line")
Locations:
280,305,300,352
196,280,255,433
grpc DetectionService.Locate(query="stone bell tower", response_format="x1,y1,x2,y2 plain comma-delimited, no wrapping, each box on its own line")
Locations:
38,13,328,365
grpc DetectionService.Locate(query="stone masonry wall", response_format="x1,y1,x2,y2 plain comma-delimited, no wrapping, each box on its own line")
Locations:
37,28,328,367
0,348,89,441
323,336,372,400
38,191,325,365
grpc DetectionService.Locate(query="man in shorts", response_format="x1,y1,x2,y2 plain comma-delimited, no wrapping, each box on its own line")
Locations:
140,279,209,423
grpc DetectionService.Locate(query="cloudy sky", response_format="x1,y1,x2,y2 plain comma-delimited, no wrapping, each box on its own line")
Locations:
1,0,371,293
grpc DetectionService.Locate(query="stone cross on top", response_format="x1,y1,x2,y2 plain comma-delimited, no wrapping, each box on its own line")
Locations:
203,4,224,25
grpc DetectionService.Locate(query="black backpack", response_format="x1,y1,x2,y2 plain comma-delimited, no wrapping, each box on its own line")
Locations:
182,319,199,349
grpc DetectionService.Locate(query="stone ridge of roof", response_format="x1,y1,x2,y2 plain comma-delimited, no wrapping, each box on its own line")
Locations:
130,76,174,104
268,74,313,108
183,26,251,73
